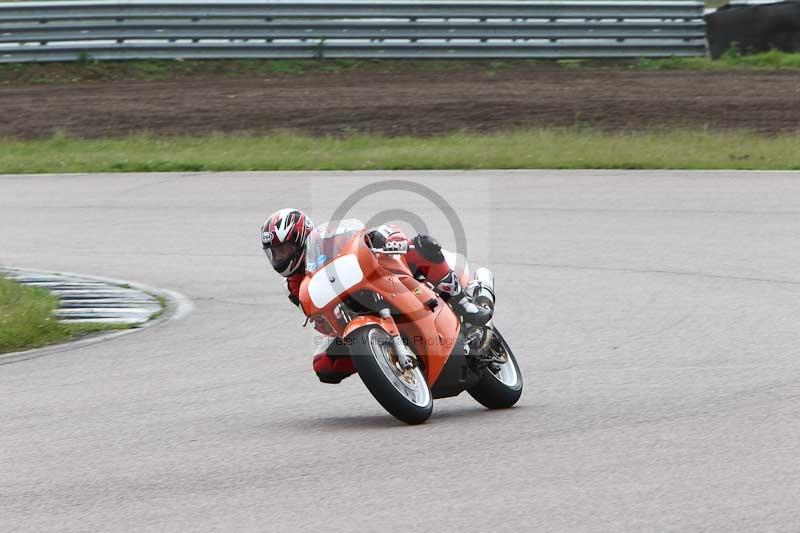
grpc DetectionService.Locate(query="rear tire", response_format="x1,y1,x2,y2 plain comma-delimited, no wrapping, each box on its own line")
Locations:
467,328,523,409
348,326,433,425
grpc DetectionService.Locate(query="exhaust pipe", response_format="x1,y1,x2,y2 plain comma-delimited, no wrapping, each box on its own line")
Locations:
466,267,496,353
469,267,495,310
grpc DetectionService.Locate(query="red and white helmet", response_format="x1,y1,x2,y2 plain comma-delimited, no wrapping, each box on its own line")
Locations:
261,208,314,277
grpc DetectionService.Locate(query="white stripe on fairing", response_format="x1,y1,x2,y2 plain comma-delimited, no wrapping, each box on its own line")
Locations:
308,254,364,309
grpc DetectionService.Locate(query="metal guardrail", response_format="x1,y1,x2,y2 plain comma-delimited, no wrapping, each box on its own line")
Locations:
0,1,707,63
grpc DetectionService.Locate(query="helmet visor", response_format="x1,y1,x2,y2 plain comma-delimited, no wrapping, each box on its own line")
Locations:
264,241,297,270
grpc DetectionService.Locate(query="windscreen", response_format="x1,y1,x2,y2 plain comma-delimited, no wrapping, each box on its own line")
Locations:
304,219,365,273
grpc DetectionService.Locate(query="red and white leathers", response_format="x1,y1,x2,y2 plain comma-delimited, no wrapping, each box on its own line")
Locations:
287,224,490,384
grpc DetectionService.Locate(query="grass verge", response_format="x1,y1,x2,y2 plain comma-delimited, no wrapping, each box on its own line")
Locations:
3,50,800,85
64,321,136,338
2,129,799,173
0,57,619,85
150,295,167,321
0,276,133,354
635,49,800,71
0,276,68,353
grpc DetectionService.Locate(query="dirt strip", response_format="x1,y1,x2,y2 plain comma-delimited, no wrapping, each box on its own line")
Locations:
2,66,800,138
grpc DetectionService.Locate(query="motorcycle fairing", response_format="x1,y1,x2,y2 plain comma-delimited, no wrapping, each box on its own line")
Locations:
299,231,465,389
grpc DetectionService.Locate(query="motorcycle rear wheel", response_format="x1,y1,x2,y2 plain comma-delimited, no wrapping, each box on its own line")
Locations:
348,326,433,425
467,328,523,409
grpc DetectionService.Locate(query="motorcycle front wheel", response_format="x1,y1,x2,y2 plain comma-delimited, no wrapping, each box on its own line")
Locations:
348,326,433,425
467,327,523,409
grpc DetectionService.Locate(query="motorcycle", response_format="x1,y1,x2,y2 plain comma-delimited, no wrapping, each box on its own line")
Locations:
298,219,523,424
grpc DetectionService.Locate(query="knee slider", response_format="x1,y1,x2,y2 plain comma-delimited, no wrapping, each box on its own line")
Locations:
413,234,445,263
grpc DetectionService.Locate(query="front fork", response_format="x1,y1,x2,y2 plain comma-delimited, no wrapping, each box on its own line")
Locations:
378,307,414,370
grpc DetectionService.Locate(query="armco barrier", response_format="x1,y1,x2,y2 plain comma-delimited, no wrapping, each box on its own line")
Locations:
0,0,707,63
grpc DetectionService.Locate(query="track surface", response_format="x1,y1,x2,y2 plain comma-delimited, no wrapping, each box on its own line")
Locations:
2,172,800,531
2,67,800,138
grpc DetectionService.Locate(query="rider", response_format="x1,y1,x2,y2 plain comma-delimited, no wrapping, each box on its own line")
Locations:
261,208,491,384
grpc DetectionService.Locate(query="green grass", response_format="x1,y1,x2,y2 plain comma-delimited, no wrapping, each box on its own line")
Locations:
635,49,800,71
150,295,167,321
0,58,495,84
1,129,799,173
64,321,136,336
4,49,800,85
0,276,70,353
0,276,135,354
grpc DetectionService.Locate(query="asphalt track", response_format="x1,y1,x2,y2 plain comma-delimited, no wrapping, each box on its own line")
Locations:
2,171,800,531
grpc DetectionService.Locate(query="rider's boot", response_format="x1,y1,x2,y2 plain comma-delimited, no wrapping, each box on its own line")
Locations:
434,271,492,327
313,339,356,384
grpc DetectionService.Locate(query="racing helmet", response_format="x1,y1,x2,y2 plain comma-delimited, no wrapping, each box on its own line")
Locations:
261,208,314,277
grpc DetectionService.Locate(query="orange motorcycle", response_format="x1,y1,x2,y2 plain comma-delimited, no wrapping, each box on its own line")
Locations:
298,219,523,424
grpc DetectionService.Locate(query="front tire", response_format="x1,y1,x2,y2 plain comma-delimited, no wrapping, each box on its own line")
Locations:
468,328,523,409
348,326,433,425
